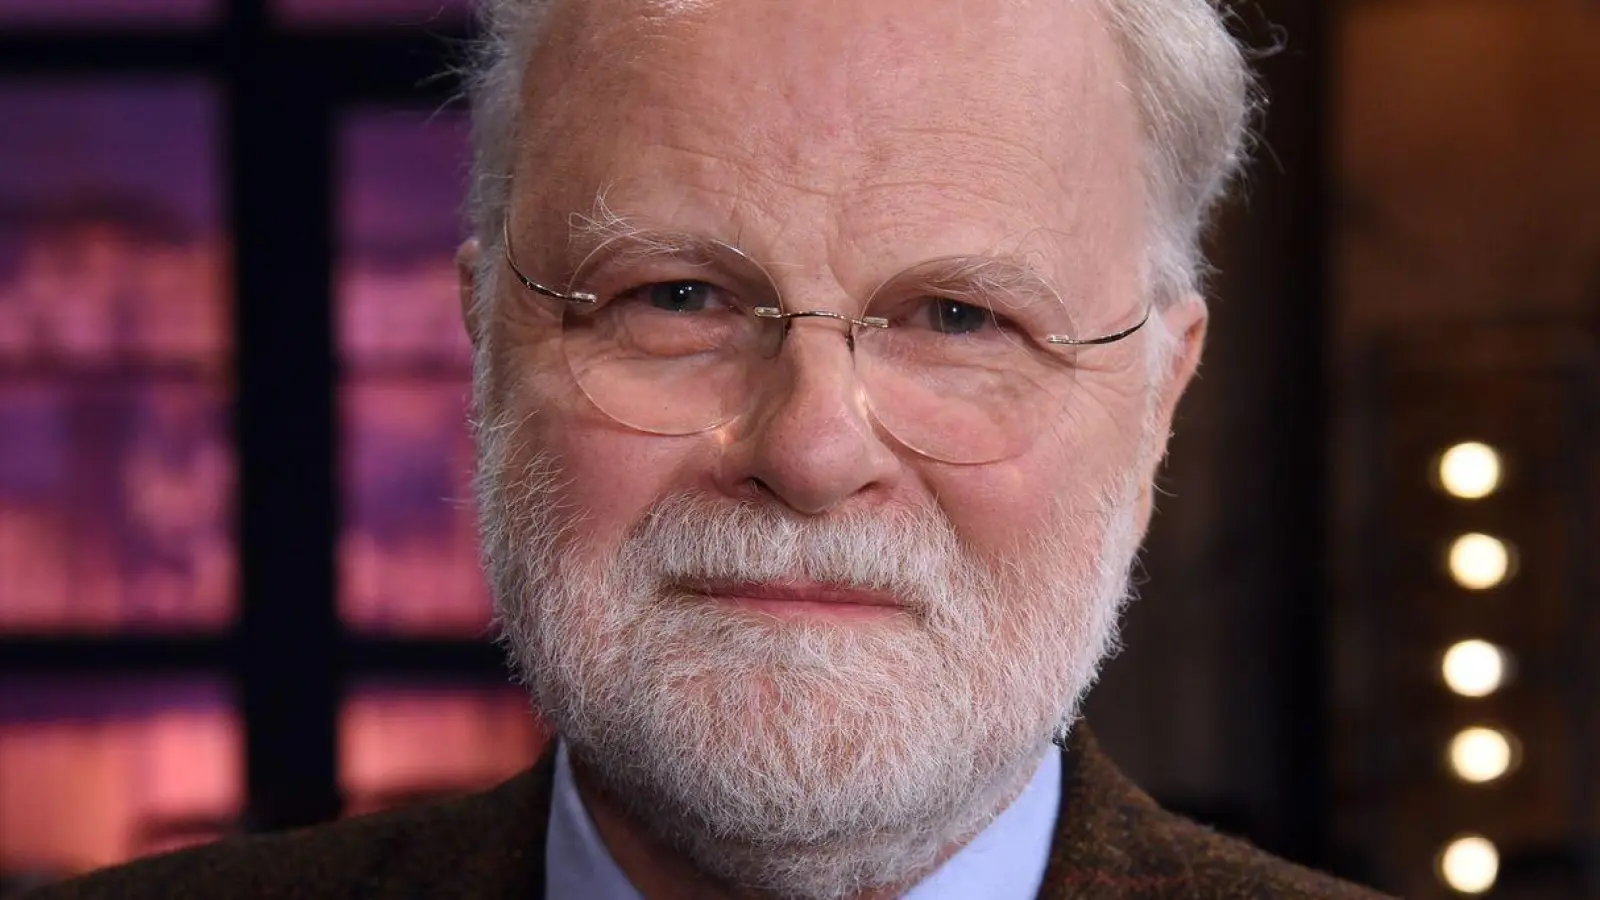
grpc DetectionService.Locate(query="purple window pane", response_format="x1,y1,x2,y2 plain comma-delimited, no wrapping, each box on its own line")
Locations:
0,82,231,632
340,381,485,634
338,109,471,368
337,260,469,369
0,0,214,27
0,382,236,631
340,682,545,816
0,678,241,879
276,0,469,27
338,106,481,635
0,82,228,367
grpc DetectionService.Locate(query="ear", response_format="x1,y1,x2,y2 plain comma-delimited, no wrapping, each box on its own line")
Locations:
458,237,485,350
1133,293,1208,537
1152,292,1208,435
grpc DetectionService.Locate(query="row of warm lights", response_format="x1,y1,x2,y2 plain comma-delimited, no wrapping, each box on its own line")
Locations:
1440,443,1515,591
1435,443,1515,896
1441,641,1518,789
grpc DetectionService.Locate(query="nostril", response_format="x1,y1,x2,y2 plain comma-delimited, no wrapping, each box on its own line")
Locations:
747,476,777,502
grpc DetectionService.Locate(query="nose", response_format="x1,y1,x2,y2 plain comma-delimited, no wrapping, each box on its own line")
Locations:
713,319,900,516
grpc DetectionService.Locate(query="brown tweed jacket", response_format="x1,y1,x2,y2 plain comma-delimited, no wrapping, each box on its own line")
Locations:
29,727,1390,899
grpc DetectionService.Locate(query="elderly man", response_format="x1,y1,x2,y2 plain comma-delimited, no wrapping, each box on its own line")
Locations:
36,0,1388,898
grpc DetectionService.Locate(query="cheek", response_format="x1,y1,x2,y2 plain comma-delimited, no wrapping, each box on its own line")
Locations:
501,398,710,561
491,332,719,558
928,464,1060,558
489,323,575,416
930,405,1144,557
563,432,686,550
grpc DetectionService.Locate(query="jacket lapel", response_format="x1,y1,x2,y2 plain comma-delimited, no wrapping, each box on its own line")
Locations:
400,745,556,899
1036,726,1196,900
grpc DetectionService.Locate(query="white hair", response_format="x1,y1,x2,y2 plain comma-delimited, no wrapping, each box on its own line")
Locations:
461,0,1255,323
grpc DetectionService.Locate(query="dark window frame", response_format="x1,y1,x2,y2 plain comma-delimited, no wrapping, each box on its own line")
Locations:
0,0,503,835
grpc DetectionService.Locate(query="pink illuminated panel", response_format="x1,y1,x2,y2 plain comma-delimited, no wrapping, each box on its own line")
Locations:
0,383,234,630
339,683,546,817
337,109,470,368
0,83,233,632
0,680,241,880
338,250,465,368
0,84,227,367
340,381,484,633
338,109,484,634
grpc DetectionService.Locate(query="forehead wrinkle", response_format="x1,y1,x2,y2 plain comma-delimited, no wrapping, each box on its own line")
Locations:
823,193,1078,292
520,0,1142,285
546,3,1122,205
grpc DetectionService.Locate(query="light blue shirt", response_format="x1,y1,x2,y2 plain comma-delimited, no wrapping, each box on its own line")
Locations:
545,742,1061,899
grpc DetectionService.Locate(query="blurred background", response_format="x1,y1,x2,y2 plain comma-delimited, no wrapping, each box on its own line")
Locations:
0,0,1592,896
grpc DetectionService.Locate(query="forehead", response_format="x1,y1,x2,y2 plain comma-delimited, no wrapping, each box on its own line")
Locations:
514,0,1144,283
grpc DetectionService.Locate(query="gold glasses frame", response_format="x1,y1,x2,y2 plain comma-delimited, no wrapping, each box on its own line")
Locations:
500,220,1152,348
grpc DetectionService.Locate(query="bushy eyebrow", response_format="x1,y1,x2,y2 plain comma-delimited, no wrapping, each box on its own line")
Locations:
553,207,746,276
884,255,1064,311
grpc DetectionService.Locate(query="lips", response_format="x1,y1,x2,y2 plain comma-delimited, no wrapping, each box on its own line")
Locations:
685,578,909,618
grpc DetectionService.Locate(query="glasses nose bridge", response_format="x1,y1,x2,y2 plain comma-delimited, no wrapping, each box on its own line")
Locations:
742,304,877,426
753,302,889,353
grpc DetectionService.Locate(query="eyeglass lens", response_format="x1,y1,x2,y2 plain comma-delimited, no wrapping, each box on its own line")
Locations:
538,235,1108,465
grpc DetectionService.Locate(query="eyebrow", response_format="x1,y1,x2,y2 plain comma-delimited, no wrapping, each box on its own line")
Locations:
895,255,1065,309
553,205,1065,304
548,209,747,277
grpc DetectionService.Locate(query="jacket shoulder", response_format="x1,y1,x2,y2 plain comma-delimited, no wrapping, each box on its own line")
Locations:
24,769,550,900
1120,800,1390,900
1048,727,1393,900
26,817,391,900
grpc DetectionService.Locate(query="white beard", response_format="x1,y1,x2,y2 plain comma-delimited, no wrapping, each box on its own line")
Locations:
478,421,1147,900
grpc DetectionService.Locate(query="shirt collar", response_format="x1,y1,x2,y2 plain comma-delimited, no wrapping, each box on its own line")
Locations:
545,743,1061,900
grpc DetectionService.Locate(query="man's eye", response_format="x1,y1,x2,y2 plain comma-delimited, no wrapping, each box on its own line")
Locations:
924,299,992,335
637,281,719,313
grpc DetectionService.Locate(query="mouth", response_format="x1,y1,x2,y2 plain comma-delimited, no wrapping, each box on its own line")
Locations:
685,578,910,622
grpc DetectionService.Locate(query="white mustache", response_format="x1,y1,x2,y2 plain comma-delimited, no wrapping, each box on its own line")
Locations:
618,493,977,617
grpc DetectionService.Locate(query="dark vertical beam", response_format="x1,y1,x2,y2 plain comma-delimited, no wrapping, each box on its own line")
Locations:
1151,0,1332,866
226,0,343,831
1225,0,1333,866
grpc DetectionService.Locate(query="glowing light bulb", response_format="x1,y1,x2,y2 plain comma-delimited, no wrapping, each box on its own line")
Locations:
1438,834,1499,894
1438,443,1503,500
1449,727,1515,783
1442,640,1508,698
1448,534,1513,590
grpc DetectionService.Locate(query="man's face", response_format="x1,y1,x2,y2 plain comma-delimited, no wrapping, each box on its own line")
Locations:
469,0,1204,895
